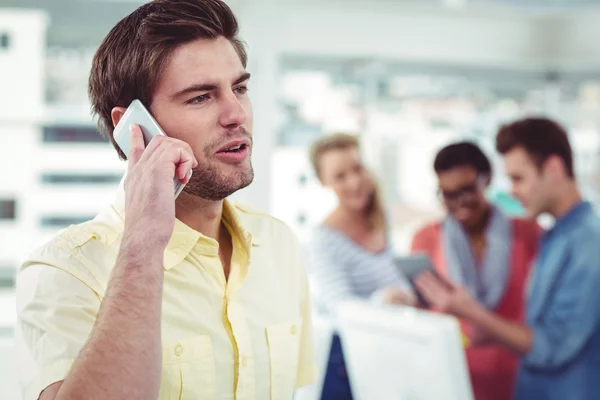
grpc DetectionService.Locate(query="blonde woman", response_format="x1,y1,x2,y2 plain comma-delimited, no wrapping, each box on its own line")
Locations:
307,133,413,398
308,134,414,314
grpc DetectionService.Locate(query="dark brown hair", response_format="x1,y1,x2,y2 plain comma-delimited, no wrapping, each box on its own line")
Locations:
496,117,574,178
88,0,247,159
309,133,386,231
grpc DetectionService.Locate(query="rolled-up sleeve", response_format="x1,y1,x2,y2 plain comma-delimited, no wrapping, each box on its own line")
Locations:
524,237,600,371
16,262,101,400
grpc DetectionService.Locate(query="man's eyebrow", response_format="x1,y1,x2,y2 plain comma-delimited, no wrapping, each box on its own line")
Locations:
171,83,217,99
171,72,251,100
233,72,251,85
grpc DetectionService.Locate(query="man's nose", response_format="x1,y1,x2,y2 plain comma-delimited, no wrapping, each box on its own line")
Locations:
219,91,247,127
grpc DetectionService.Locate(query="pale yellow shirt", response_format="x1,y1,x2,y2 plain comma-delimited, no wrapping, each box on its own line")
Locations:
15,185,316,400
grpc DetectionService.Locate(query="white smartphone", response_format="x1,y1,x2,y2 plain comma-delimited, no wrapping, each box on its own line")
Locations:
113,99,192,198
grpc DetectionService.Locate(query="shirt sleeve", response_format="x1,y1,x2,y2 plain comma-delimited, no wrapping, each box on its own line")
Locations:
523,234,600,371
307,230,357,316
16,262,101,400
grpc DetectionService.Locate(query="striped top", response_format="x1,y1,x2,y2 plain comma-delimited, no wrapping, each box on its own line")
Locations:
307,225,412,316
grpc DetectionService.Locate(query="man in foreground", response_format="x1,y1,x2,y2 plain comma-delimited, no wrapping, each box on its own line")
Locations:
16,1,315,399
417,117,600,400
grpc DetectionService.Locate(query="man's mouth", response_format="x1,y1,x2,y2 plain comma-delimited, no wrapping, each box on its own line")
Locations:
218,143,248,153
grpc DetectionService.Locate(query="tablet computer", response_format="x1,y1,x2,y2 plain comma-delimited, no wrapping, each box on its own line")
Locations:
394,253,441,306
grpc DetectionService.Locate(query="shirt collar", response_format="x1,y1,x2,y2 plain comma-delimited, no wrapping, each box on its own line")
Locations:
544,200,593,240
111,177,258,270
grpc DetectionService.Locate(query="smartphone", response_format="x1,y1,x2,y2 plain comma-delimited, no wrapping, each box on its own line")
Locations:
113,99,192,198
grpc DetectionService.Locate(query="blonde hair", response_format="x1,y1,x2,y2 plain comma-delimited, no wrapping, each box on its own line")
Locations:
309,133,386,231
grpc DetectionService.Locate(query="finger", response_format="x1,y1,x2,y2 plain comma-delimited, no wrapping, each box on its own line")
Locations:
434,273,458,290
416,286,436,306
421,271,438,281
136,136,197,182
175,142,197,182
128,124,145,167
159,143,196,182
417,275,448,300
138,134,167,164
415,272,437,289
420,271,455,291
183,142,198,169
415,279,436,301
176,164,193,183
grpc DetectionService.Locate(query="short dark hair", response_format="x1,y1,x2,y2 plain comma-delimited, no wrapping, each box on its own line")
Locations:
495,117,574,178
88,0,247,159
434,141,492,177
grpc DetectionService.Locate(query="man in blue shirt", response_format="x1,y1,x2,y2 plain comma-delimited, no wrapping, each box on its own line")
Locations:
416,117,600,400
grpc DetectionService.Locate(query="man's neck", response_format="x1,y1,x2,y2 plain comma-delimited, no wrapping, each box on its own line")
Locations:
174,192,224,240
551,181,581,219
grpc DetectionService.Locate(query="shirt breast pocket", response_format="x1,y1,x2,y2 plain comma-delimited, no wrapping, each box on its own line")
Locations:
266,319,303,400
159,335,217,400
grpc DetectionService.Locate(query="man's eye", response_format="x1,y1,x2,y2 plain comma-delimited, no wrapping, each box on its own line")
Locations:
235,86,248,95
188,94,210,104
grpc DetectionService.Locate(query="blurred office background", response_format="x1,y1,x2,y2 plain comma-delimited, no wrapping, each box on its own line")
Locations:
2,0,600,398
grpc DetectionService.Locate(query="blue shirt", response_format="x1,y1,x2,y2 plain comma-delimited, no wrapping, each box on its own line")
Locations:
516,201,600,400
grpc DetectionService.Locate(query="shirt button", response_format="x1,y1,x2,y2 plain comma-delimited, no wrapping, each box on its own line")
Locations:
241,356,248,367
174,344,183,357
290,325,298,335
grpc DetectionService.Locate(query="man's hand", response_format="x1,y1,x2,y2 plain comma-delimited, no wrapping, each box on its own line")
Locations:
416,272,534,356
47,125,198,400
414,271,480,318
123,124,197,247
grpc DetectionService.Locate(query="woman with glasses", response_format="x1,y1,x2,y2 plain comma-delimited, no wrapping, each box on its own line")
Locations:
411,141,540,400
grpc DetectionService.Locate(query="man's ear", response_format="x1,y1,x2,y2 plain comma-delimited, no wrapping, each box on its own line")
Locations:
111,107,127,128
545,155,565,179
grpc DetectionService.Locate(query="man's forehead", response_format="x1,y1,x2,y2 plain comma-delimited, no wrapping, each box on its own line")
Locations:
505,148,534,167
162,37,245,82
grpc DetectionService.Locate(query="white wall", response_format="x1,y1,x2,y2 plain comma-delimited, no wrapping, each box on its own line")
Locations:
0,10,48,269
552,10,600,69
274,3,549,68
0,10,47,122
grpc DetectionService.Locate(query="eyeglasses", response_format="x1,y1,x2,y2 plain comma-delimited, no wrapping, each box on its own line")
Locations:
438,176,486,204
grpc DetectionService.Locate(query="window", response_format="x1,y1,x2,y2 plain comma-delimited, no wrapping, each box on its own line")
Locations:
0,266,15,288
0,199,16,220
43,126,107,143
298,174,308,186
41,173,123,185
0,32,10,50
297,212,307,225
40,215,95,228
